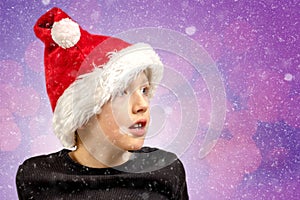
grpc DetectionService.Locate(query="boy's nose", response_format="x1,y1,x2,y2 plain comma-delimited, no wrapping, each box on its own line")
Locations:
132,92,148,114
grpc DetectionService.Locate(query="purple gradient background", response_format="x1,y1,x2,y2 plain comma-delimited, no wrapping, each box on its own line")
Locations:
0,0,299,199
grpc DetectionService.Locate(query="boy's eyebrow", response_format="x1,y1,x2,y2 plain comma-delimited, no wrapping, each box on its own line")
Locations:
140,77,150,85
143,79,150,84
142,81,150,86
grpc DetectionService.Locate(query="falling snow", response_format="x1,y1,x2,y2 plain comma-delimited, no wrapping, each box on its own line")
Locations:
42,0,51,6
185,26,196,36
284,73,293,81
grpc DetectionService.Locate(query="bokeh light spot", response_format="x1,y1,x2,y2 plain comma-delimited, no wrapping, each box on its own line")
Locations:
0,60,24,86
9,86,41,117
24,40,44,73
0,109,21,151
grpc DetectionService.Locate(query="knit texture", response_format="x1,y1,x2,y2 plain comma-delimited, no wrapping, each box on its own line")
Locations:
16,147,188,200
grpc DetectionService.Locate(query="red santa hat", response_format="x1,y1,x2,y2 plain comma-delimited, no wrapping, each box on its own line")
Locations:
34,7,163,148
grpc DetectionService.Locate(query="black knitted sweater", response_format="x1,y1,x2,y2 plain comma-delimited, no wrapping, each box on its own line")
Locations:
16,147,188,199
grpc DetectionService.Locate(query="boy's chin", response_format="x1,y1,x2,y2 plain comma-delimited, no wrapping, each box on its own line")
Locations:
125,140,145,151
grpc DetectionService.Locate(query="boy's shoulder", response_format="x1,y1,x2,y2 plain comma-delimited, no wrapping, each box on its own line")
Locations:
125,146,184,173
16,149,70,184
19,149,69,168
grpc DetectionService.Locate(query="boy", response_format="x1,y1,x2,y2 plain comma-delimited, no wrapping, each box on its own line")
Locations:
16,7,188,199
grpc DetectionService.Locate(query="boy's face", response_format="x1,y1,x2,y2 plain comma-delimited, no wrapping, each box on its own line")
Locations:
96,72,151,151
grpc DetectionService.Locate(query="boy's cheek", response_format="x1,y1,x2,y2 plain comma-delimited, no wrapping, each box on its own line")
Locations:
111,99,131,115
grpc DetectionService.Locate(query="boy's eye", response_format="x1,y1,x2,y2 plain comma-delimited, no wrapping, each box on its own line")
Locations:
141,86,150,96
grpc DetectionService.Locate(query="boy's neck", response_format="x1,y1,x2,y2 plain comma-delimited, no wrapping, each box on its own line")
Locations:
69,135,132,169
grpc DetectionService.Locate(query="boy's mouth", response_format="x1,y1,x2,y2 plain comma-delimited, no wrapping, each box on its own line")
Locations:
129,120,147,129
126,119,147,137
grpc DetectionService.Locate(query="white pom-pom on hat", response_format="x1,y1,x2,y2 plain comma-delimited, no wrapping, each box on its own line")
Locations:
51,18,81,49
